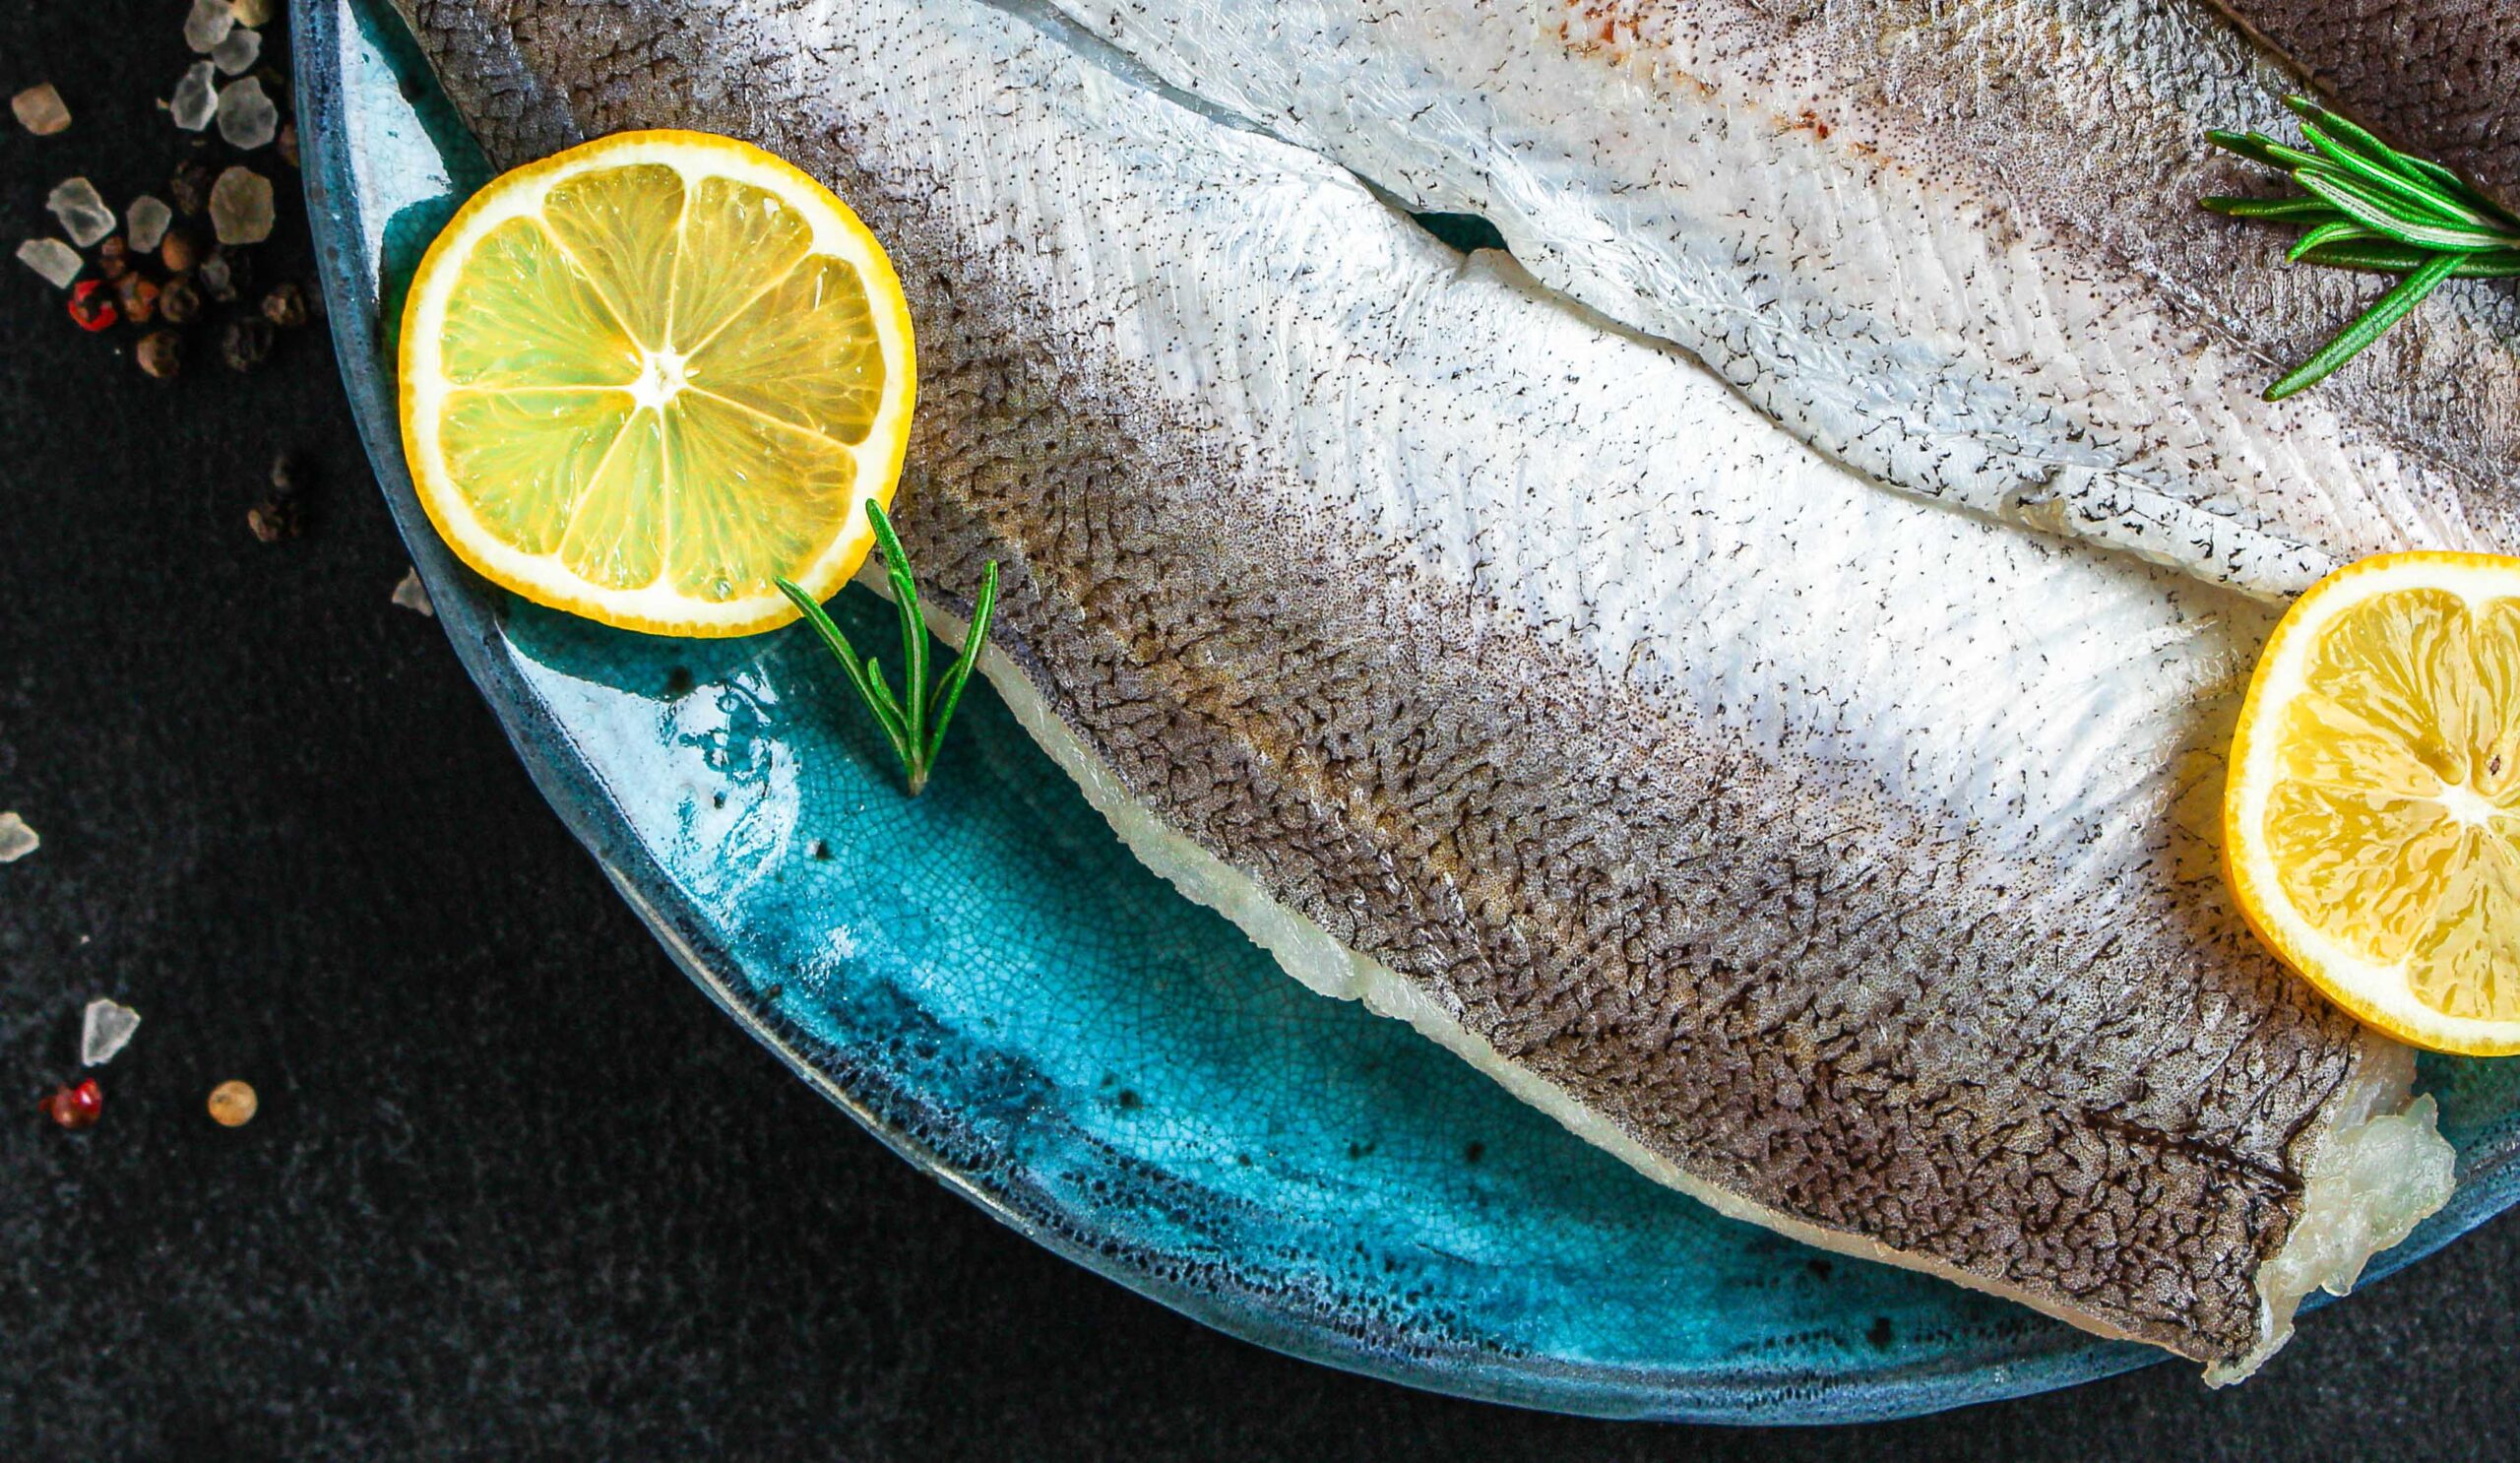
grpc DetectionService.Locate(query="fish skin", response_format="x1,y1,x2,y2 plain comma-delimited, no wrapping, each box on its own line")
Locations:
2202,0,2520,213
1040,0,2520,600
394,0,2449,1369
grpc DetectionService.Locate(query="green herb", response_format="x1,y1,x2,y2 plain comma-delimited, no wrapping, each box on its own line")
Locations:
775,501,1000,796
2201,95,2519,401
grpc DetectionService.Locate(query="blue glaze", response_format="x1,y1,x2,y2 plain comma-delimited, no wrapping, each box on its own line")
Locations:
294,0,2520,1422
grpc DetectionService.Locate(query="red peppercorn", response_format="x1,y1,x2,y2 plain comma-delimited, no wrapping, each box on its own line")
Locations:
67,280,118,333
39,1078,102,1130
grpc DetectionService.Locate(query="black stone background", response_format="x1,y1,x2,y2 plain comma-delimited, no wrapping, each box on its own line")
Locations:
2,4,2514,1459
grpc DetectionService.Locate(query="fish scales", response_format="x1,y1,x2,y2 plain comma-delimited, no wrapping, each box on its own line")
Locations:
2202,0,2520,212
1042,0,2520,602
397,0,2451,1373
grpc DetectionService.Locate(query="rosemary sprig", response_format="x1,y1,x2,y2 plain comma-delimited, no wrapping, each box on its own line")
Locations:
2201,95,2519,401
775,502,1000,796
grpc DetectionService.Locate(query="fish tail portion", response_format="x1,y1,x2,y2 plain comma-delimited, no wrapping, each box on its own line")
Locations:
2213,1043,2454,1383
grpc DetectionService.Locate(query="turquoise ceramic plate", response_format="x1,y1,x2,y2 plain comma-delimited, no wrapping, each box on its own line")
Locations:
295,0,2520,1423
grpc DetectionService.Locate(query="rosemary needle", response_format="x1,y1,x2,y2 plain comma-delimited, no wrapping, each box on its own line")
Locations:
2201,95,2519,401
776,501,1001,796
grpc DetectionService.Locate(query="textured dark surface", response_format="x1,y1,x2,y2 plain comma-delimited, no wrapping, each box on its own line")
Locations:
2206,0,2520,212
1,3,2517,1459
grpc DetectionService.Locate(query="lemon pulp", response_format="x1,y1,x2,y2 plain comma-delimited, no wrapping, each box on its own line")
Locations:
2229,552,2520,1052
401,131,914,636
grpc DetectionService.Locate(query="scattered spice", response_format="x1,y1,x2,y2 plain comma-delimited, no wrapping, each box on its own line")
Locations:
115,272,161,325
207,1080,258,1128
79,1000,142,1067
0,811,36,861
158,225,199,274
168,160,215,217
220,314,275,372
207,166,273,245
260,281,306,328
158,273,203,325
12,83,70,137
94,235,130,281
67,279,118,332
39,1079,102,1131
276,121,297,169
249,452,308,539
392,567,435,617
125,195,173,253
16,237,81,289
137,329,183,379
200,246,245,301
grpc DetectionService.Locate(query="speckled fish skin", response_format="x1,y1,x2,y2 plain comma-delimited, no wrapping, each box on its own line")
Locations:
396,0,2448,1370
2203,0,2520,212
1041,0,2520,600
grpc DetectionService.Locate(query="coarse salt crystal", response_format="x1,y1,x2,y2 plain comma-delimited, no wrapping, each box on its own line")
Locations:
171,62,218,131
212,26,263,75
12,83,70,136
80,999,142,1067
0,810,37,861
126,196,173,253
16,238,81,289
392,568,436,617
47,177,114,247
184,0,236,53
209,166,275,245
216,76,278,150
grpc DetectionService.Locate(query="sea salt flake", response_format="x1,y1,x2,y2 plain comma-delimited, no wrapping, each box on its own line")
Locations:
216,77,277,150
171,62,218,131
230,0,279,24
209,166,274,245
212,26,264,75
126,196,173,253
80,999,142,1067
47,178,114,247
0,811,37,861
184,0,237,53
392,568,435,617
12,84,70,136
16,238,81,289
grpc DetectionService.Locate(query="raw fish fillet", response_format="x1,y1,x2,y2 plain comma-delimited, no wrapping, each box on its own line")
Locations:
1044,0,2520,600
394,0,2455,1376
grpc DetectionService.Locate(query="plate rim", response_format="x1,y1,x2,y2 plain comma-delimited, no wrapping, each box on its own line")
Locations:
291,0,2520,1423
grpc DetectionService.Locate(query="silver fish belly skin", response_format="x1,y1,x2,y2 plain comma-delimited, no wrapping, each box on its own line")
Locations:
1041,0,2520,599
397,0,2448,1368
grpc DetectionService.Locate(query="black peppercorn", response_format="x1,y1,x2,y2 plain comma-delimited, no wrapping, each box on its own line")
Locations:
169,160,215,217
94,237,129,282
261,283,307,329
201,248,250,304
158,274,203,326
136,330,182,380
246,498,301,542
220,316,276,373
250,453,311,541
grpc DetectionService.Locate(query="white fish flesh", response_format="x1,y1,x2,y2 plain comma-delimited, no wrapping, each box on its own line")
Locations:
394,0,2456,1377
1043,0,2520,600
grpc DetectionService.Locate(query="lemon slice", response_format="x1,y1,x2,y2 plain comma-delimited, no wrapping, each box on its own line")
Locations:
399,130,914,636
2227,551,2520,1053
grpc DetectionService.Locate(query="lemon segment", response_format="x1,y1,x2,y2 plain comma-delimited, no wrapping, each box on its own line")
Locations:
400,130,915,637
2227,551,2520,1053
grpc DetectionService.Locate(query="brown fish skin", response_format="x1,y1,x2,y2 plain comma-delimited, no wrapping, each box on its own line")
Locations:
391,0,2447,1372
2203,0,2520,211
